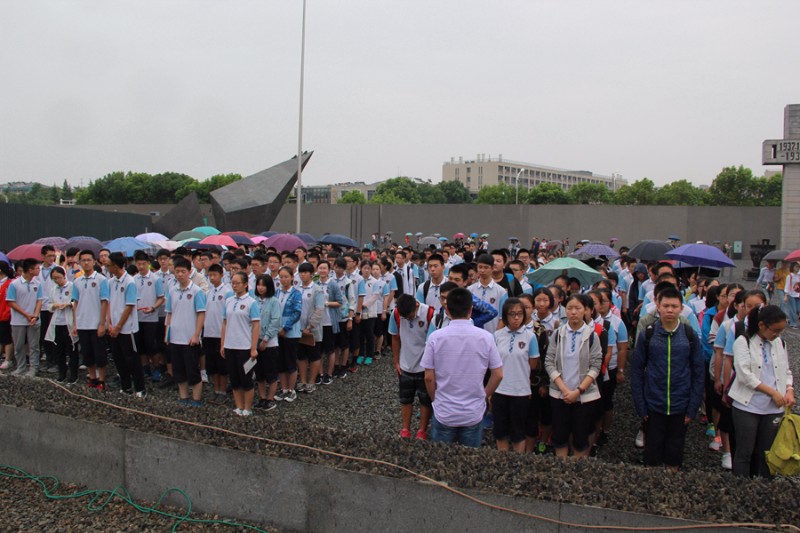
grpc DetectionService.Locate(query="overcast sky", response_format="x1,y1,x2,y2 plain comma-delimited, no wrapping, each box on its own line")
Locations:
1,1,798,189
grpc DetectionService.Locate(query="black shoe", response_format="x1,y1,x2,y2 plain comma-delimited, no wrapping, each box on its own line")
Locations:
315,375,323,386
597,432,609,446
67,373,78,385
56,375,67,383
156,375,175,389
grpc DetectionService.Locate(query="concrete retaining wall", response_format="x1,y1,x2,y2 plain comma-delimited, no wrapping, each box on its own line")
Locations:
0,405,747,532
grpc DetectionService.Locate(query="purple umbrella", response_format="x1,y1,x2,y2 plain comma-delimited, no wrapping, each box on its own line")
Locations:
265,233,308,252
0,252,11,266
227,234,255,246
66,236,104,254
260,231,277,238
33,236,68,249
666,243,735,269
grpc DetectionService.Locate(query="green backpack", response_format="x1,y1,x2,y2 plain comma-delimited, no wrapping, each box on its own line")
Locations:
766,410,800,477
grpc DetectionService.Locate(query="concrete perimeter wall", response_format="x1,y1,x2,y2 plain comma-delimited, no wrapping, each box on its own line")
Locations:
0,405,744,533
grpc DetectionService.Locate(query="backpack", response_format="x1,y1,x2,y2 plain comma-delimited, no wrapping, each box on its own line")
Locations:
394,306,436,330
765,411,800,476
393,271,404,298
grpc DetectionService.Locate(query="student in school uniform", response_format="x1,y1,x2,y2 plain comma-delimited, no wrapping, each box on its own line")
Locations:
46,266,79,383
468,254,508,334
71,250,110,390
154,248,175,385
38,245,58,373
220,271,260,416
6,258,43,377
133,251,165,381
164,257,207,407
204,264,233,403
105,252,146,397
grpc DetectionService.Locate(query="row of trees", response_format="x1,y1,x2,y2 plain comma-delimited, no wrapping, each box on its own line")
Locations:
74,172,242,204
0,180,74,205
339,167,782,206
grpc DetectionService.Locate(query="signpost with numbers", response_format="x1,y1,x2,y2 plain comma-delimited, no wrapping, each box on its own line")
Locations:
763,104,800,250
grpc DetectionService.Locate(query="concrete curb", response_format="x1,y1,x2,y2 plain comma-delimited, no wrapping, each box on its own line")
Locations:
0,405,748,532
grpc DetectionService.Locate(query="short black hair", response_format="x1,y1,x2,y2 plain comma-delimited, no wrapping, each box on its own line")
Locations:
108,252,127,269
40,244,55,255
446,288,472,319
427,253,444,266
532,287,554,308
448,263,469,280
156,248,171,258
656,285,682,303
396,294,417,318
78,249,95,260
476,253,494,267
207,264,223,275
133,250,149,262
298,262,315,274
501,297,527,326
439,281,458,294
21,258,40,273
173,257,192,271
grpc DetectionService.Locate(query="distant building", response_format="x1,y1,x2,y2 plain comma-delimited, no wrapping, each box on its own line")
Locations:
290,178,431,204
442,154,627,196
0,181,36,193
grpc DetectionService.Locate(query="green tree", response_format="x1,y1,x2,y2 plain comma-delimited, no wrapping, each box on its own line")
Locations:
708,165,758,205
372,177,421,204
614,178,656,205
176,173,242,203
49,185,60,204
752,173,782,206
568,183,612,204
418,183,447,204
338,190,366,204
474,184,516,204
526,182,570,204
654,179,709,205
60,179,73,200
370,191,410,204
436,180,472,203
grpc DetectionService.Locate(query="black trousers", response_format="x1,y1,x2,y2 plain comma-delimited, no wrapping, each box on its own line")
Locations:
54,325,79,380
110,333,145,393
644,412,688,468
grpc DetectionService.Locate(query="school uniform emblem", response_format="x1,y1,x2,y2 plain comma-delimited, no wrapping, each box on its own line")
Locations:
490,297,496,304
240,304,246,310
187,294,192,300
218,295,224,300
518,341,526,349
120,287,125,292
418,321,424,327
65,291,70,296
147,281,152,286
91,282,97,288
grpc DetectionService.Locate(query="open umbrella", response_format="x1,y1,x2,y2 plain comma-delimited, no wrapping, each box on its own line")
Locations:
418,236,442,248
764,249,793,262
508,236,519,241
433,233,441,237
67,236,103,254
573,243,619,259
317,234,358,249
106,237,157,257
227,234,255,246
438,237,448,242
296,233,317,245
172,230,206,241
0,252,10,266
136,232,168,243
150,240,181,252
183,240,222,251
415,232,423,237
266,233,308,252
251,235,269,244
470,233,479,238
627,240,672,262
33,236,68,249
481,233,490,238
222,231,253,237
526,258,604,287
453,232,466,239
192,226,220,236
667,235,681,241
7,244,44,261
199,235,239,248
666,243,735,269
405,232,413,237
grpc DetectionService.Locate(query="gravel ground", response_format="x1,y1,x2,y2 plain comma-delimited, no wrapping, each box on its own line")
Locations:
1,330,799,528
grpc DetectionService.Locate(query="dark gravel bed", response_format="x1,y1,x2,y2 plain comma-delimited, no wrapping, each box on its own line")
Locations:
0,465,279,532
1,331,800,528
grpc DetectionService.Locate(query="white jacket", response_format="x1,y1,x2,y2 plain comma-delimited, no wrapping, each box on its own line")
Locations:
728,334,793,406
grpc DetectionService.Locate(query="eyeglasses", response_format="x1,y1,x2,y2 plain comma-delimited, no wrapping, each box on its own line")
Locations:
766,324,785,336
507,311,525,317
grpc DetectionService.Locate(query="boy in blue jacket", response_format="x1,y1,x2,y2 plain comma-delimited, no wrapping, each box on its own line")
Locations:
631,285,704,470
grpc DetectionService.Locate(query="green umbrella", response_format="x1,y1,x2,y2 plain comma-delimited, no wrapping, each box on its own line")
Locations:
526,257,604,287
172,230,206,241
192,226,220,236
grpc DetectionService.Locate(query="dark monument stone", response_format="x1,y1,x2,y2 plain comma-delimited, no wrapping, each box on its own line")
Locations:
210,152,313,233
152,191,204,238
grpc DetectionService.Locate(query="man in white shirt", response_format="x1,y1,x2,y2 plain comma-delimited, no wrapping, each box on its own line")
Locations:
72,250,110,389
467,254,508,334
7,258,43,377
106,252,146,397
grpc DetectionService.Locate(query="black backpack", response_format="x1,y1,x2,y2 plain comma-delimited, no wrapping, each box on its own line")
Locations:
393,271,404,298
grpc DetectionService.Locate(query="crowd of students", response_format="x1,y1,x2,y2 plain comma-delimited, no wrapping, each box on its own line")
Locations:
0,238,794,477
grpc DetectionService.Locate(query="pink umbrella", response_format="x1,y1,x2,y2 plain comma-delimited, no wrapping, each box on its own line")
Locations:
222,231,253,237
453,232,466,239
199,235,239,248
7,244,46,261
251,235,269,244
33,236,68,249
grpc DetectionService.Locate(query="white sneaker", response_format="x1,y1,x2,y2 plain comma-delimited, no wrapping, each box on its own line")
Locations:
634,429,645,448
240,409,252,417
285,389,297,403
200,370,209,383
233,408,243,416
709,436,722,451
721,452,732,470
296,382,307,393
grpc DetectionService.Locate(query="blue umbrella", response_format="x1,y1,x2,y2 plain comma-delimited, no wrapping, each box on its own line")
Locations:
105,237,157,257
667,235,681,241
260,231,278,238
227,234,255,246
317,234,358,248
666,243,735,269
438,237,448,242
296,232,317,245
470,233,479,238
0,252,10,266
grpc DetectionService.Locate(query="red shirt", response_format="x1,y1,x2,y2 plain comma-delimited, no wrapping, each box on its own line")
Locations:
0,278,11,322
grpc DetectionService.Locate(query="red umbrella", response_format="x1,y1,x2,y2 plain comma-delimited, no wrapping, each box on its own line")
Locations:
199,235,239,248
784,249,800,262
7,244,46,261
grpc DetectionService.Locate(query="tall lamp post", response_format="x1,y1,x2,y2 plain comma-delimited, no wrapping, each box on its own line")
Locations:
515,169,524,205
295,0,307,233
